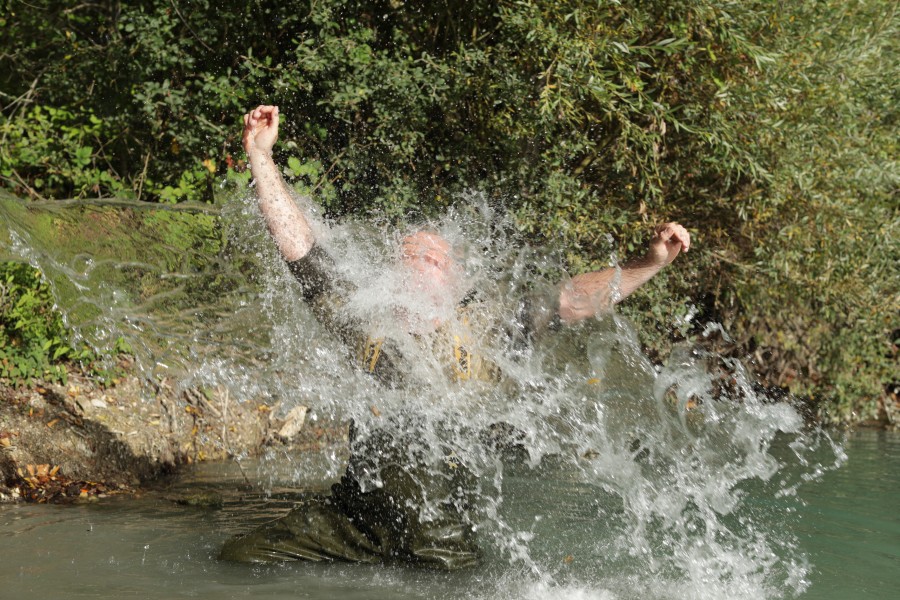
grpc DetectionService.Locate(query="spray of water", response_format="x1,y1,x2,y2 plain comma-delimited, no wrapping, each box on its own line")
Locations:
0,191,844,599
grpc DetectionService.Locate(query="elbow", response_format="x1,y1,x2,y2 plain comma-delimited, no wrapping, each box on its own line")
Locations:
558,287,604,324
558,275,622,323
278,235,315,263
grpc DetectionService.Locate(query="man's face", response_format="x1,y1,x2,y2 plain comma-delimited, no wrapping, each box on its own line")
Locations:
400,231,460,302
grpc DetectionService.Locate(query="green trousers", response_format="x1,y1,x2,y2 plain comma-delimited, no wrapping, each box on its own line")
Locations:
219,426,481,570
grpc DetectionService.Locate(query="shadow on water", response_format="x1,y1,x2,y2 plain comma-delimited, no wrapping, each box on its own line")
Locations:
0,190,855,599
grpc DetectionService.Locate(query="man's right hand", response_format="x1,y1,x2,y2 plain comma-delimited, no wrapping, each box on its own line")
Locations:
242,105,280,156
240,105,315,262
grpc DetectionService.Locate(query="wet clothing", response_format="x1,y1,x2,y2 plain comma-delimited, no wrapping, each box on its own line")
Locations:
220,244,557,569
219,421,481,569
286,245,510,385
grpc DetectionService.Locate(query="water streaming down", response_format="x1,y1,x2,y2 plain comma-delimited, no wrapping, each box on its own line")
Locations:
0,192,845,599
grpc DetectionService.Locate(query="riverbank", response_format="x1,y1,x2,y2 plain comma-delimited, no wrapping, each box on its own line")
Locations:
0,369,348,503
2,368,895,505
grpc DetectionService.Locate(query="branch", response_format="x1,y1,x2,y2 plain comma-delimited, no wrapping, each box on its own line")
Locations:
167,0,214,53
2,169,48,201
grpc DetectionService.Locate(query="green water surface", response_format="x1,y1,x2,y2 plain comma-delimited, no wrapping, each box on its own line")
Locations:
0,431,896,600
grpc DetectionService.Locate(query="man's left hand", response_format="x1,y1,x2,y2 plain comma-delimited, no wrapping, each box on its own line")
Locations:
646,222,691,267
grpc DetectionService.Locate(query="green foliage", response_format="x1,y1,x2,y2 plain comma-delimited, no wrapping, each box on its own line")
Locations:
0,262,133,386
1,0,249,202
719,0,900,422
2,0,771,213
0,0,896,422
0,263,78,385
0,105,129,199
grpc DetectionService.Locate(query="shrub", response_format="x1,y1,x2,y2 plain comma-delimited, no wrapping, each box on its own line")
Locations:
0,0,896,422
0,263,77,385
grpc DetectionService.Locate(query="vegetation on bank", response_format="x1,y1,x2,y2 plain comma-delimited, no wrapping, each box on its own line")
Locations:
0,263,74,384
1,0,897,424
0,262,132,385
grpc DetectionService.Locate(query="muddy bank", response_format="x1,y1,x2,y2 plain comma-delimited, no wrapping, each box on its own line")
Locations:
0,371,348,503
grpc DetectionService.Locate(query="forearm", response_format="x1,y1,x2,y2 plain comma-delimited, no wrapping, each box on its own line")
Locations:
558,255,663,323
248,149,316,262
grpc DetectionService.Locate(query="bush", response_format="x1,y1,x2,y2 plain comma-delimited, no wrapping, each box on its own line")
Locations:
0,0,896,422
0,263,79,385
0,261,135,387
0,105,128,199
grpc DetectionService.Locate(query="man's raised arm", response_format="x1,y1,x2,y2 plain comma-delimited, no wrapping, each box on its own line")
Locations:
243,105,315,262
558,222,691,323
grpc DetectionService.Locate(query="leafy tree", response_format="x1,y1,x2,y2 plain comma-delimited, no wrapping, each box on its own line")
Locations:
0,0,896,422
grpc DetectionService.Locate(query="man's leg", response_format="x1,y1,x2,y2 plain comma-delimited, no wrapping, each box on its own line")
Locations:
218,495,383,564
372,459,482,570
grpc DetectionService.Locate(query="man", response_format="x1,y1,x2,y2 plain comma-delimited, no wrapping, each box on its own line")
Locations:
219,105,690,568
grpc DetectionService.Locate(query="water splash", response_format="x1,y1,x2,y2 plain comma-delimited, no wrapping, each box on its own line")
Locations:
0,191,844,598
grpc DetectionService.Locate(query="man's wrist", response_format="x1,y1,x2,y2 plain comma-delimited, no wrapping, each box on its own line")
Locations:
247,147,274,161
643,244,671,268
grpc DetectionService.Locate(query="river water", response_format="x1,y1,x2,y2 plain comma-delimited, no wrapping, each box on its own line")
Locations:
0,430,896,599
2,194,896,599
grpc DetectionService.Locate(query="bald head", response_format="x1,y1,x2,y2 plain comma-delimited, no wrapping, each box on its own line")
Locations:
401,231,452,266
400,230,460,300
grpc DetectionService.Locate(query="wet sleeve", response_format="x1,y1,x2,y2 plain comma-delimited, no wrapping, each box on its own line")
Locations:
285,245,360,344
285,246,400,382
286,244,336,304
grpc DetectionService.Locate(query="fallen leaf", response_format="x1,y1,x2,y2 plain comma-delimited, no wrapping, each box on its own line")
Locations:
46,418,60,428
370,405,381,417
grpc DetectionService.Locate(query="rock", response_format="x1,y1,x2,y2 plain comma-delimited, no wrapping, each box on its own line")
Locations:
1,371,351,504
278,405,309,440
28,395,48,410
0,373,281,503
170,490,224,508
